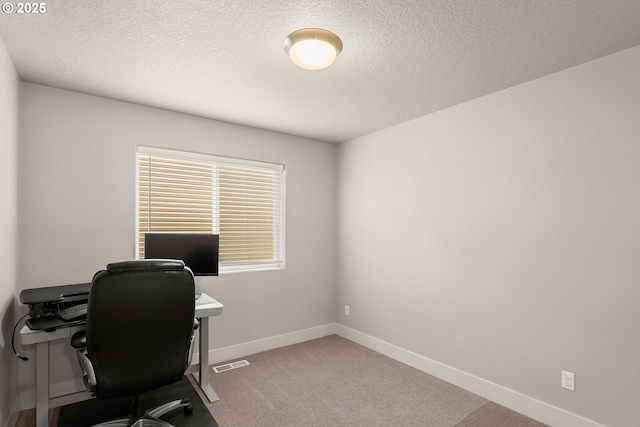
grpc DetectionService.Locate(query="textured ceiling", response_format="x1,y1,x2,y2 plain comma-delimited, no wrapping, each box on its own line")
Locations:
1,1,640,143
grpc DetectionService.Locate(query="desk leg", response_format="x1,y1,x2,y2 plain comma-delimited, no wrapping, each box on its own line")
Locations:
196,316,219,402
35,341,50,427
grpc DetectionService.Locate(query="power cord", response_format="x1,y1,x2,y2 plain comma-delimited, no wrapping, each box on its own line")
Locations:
12,313,30,361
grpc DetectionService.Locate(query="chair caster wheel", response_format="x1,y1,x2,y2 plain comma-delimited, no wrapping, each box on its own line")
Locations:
184,404,193,414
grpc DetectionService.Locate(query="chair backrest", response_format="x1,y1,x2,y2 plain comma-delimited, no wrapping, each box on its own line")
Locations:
86,259,195,399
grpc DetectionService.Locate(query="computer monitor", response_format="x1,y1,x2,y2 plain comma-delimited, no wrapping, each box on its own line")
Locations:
144,233,219,276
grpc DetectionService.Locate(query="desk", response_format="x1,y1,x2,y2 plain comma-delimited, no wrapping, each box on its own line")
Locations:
20,292,223,427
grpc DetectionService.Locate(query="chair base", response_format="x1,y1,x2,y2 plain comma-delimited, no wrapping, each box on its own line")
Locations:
90,398,193,427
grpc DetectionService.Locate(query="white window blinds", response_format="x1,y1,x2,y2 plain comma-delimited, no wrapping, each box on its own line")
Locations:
137,147,285,272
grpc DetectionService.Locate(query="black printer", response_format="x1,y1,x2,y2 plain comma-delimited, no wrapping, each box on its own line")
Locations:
20,283,91,330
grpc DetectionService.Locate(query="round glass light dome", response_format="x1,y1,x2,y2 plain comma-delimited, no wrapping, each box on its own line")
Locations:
284,28,343,71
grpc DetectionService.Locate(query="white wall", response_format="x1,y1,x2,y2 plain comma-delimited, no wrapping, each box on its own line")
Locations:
18,83,338,404
0,38,20,427
338,45,640,427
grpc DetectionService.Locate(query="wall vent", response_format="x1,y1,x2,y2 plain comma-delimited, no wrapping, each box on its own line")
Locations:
213,359,250,373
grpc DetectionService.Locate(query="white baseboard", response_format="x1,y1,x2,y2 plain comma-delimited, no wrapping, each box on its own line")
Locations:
19,377,84,411
335,324,606,427
204,323,337,365
4,411,19,427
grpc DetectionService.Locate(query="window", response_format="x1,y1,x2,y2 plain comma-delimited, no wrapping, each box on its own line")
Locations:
137,146,285,273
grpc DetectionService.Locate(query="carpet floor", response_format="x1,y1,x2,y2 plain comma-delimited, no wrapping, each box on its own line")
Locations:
194,335,549,427
15,335,550,427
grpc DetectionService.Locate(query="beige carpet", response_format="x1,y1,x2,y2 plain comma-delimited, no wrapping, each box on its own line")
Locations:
190,335,549,427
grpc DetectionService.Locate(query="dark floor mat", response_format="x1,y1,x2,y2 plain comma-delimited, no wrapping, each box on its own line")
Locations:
57,376,218,427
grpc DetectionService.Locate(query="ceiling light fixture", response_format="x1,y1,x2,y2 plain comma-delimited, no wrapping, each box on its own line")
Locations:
283,28,343,71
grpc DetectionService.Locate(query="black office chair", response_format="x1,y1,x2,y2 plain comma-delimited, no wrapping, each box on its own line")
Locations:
71,259,198,427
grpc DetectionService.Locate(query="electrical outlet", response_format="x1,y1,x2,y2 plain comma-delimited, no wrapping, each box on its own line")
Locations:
344,305,350,316
561,370,575,391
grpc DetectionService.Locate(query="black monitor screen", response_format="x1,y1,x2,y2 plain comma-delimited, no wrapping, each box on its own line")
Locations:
144,233,219,276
